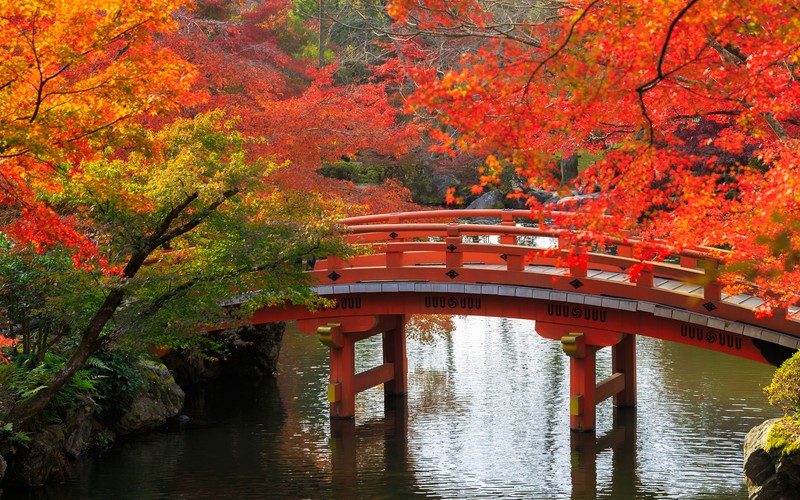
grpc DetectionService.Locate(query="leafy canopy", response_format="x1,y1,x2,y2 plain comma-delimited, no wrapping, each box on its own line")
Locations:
388,0,800,311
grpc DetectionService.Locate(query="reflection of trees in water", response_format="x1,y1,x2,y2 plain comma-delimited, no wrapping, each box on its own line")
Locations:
413,367,459,414
63,318,777,498
406,314,460,343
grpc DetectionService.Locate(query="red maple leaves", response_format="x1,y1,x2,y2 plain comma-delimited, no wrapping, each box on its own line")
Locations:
388,0,800,309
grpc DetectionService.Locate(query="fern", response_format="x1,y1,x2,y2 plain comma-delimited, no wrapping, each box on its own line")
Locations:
20,385,48,400
85,356,110,372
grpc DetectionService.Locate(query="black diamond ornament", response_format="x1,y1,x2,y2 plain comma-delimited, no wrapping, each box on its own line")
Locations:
447,244,458,252
569,279,584,289
389,232,399,239
500,254,508,261
328,271,341,282
445,270,460,280
703,302,717,312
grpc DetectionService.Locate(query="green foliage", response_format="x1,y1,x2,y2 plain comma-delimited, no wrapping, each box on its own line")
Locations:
316,161,381,183
0,348,144,425
0,422,31,448
766,417,800,455
316,158,469,206
89,348,145,424
153,332,228,357
762,351,800,454
0,244,100,361
764,350,800,415
3,109,352,425
1,353,78,422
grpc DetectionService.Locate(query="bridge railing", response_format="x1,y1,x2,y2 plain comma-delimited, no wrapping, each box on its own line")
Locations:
328,209,727,301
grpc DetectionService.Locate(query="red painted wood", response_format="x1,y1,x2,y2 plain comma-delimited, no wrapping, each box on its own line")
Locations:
612,335,637,407
353,363,395,394
595,373,626,405
571,346,599,432
329,333,355,419
383,318,408,396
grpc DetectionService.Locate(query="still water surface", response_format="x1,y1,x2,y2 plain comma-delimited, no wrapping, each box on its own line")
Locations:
53,317,777,498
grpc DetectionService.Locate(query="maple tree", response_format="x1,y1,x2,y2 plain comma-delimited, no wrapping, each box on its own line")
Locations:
0,0,361,428
0,0,196,253
2,106,352,425
387,0,800,312
0,0,433,431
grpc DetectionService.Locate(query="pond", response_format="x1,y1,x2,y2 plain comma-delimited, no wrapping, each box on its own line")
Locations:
38,316,778,499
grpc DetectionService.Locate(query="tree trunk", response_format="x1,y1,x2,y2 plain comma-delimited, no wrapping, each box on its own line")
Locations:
7,288,125,428
318,0,326,68
6,192,228,427
560,152,579,185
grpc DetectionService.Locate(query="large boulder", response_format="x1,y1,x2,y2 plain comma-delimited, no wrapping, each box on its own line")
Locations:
556,192,599,211
113,360,184,435
744,418,800,499
63,395,96,459
527,188,558,206
223,323,284,379
466,190,505,209
161,348,223,386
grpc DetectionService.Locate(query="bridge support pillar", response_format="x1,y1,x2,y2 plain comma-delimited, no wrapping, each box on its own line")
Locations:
559,331,637,432
612,334,636,407
563,333,600,432
317,315,408,419
383,320,408,396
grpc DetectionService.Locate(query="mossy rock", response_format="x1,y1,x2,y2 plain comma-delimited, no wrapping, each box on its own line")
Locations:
745,418,800,499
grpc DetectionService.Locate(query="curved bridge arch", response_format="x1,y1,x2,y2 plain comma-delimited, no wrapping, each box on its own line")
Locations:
254,281,794,366
251,209,799,430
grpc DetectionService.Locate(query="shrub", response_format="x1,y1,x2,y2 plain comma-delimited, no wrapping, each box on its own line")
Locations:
764,351,800,415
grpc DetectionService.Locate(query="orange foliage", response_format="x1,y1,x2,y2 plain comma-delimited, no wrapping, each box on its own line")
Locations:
160,2,422,214
0,335,16,364
0,0,195,262
389,0,800,309
406,314,457,343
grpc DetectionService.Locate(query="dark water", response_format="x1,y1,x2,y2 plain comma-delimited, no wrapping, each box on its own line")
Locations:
33,317,778,499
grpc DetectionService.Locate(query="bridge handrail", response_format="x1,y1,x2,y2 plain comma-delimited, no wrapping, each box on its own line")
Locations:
339,239,711,284
327,210,743,303
340,218,728,267
305,210,800,337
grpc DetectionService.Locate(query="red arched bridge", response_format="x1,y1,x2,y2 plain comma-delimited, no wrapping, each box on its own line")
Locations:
250,209,800,431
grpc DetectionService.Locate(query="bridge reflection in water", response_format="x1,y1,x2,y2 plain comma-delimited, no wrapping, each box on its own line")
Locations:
330,399,640,499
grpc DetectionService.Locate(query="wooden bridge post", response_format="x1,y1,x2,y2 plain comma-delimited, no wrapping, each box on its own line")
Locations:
560,330,635,432
319,323,356,419
563,333,600,432
446,225,463,268
383,315,408,397
318,315,408,420
612,334,636,407
500,211,516,245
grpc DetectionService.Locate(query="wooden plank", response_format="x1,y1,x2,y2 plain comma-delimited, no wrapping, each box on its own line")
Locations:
353,363,395,394
595,373,625,404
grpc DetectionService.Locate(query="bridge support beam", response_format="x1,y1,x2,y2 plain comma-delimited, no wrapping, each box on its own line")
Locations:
318,315,407,419
559,331,637,432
